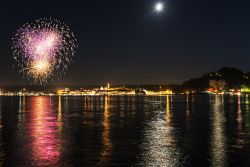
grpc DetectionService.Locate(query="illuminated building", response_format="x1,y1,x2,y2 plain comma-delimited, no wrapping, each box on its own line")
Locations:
209,80,226,92
241,85,250,94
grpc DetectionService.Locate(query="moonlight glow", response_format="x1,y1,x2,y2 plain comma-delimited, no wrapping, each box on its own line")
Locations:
154,2,164,13
12,18,77,84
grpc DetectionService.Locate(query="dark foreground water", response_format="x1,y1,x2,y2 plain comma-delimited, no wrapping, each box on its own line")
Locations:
0,95,250,166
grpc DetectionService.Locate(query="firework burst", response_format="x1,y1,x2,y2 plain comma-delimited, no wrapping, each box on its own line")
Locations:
12,18,77,84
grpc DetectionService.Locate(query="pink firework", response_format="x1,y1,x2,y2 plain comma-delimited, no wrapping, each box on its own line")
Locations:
12,18,77,84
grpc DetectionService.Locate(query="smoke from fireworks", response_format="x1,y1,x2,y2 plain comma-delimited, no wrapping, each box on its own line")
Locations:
12,18,77,84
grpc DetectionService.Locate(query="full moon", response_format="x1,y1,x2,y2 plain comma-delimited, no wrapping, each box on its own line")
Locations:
154,2,164,13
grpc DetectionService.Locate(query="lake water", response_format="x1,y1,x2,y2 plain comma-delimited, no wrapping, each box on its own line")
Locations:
0,95,250,166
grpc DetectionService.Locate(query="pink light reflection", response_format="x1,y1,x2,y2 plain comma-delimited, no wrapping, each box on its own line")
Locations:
28,96,61,166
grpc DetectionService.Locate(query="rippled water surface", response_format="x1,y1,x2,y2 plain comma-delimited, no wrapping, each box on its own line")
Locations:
0,95,250,166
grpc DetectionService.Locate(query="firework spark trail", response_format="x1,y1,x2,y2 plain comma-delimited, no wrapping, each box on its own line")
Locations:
12,18,77,84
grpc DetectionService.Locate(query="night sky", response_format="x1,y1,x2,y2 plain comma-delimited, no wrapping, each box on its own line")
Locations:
1,0,250,85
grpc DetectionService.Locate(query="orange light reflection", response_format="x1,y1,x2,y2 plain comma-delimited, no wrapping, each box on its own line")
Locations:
99,96,112,165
